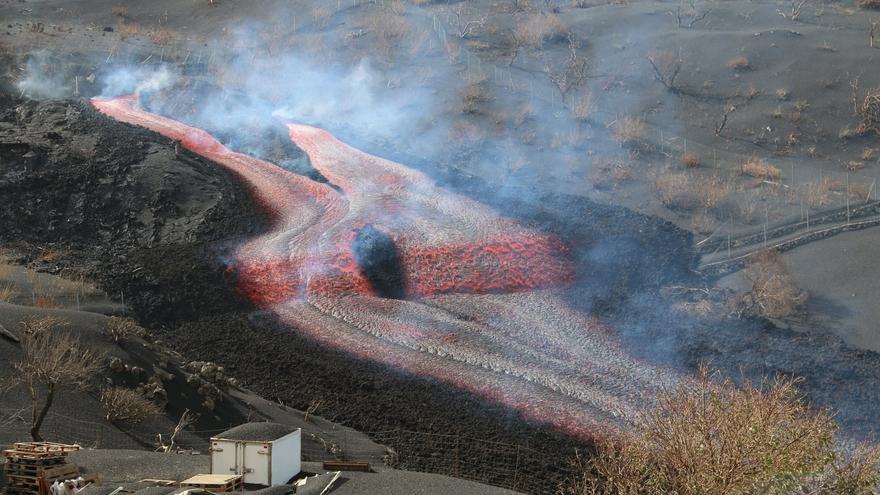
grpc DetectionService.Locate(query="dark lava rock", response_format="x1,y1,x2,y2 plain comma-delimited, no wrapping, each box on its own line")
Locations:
0,96,265,323
351,223,405,299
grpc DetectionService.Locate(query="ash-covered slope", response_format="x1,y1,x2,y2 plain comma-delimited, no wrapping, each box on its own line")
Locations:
0,96,264,322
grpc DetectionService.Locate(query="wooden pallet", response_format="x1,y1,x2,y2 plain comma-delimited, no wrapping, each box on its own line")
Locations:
1,457,66,467
5,463,80,482
180,474,243,493
3,443,80,461
138,479,177,486
12,443,79,454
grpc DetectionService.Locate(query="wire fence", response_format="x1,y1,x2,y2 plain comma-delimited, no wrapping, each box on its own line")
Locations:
0,407,570,494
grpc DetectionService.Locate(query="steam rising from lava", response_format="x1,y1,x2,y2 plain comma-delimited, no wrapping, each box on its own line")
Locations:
92,94,680,439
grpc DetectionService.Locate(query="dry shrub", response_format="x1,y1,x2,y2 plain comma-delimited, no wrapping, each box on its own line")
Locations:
854,86,880,135
571,92,594,121
365,10,411,60
111,6,128,17
847,160,866,171
33,294,59,309
448,120,487,147
514,13,568,48
104,316,146,343
611,116,645,146
591,159,632,189
819,443,880,494
654,173,729,211
560,366,839,495
101,386,160,424
850,182,871,201
690,211,717,234
741,159,782,180
802,177,863,208
116,21,141,40
726,55,752,70
459,72,491,114
858,0,880,9
0,283,15,302
680,152,701,168
148,29,176,46
742,249,806,319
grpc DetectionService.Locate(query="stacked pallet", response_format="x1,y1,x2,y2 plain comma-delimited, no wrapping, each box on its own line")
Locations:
3,442,81,495
179,474,243,493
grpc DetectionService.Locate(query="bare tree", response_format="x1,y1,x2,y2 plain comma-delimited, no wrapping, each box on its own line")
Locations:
777,0,811,20
157,408,197,453
12,317,103,441
444,4,487,39
647,49,683,91
715,103,737,136
546,32,589,99
671,0,712,28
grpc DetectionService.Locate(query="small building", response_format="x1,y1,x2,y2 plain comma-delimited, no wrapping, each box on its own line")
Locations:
209,423,301,486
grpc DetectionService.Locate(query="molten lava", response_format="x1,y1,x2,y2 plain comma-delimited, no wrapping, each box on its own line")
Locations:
92,94,679,440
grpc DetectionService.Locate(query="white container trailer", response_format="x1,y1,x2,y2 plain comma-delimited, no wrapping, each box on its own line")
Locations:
209,423,301,486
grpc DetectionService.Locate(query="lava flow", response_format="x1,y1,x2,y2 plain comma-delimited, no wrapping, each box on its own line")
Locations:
92,94,679,440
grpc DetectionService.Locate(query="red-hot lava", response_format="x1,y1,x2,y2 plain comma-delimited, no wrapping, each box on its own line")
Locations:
92,94,679,440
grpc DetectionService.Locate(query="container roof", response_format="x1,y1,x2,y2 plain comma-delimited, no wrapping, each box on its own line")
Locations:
215,422,297,441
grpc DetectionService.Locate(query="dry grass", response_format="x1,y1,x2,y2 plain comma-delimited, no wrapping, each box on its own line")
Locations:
104,317,146,343
726,55,752,70
513,13,568,48
654,173,730,211
590,159,633,189
101,386,161,424
459,72,491,114
115,21,141,40
611,115,645,146
742,249,807,319
148,29,176,46
570,92,594,121
681,152,701,168
561,366,842,495
0,283,16,302
854,86,880,135
741,159,782,180
859,0,880,9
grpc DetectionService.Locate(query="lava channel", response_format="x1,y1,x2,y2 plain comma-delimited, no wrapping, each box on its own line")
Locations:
92,94,680,441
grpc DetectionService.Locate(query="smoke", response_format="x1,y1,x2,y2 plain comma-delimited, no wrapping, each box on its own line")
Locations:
99,65,176,98
16,50,71,99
